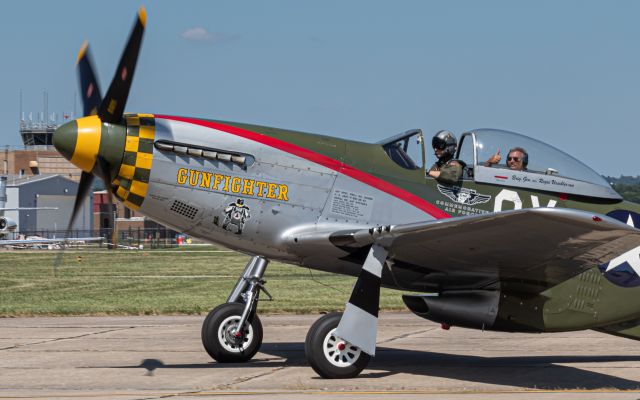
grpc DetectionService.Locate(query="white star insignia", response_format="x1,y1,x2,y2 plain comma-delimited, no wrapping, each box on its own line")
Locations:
605,245,640,276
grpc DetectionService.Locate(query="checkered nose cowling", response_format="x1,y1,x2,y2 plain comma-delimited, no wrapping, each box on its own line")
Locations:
111,114,155,210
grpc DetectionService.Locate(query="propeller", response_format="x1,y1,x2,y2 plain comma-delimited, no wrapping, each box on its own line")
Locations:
52,7,146,272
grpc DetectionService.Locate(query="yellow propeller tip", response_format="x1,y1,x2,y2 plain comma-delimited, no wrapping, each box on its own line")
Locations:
76,41,89,65
138,6,147,27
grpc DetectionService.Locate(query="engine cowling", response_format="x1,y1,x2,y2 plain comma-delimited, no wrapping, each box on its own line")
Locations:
0,216,17,232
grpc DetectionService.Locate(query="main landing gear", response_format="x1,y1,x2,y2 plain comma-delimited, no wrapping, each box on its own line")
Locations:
305,312,371,379
201,256,271,362
305,244,387,378
202,248,379,380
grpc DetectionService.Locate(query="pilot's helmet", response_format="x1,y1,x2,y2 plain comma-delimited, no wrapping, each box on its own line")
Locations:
432,130,457,160
237,199,244,205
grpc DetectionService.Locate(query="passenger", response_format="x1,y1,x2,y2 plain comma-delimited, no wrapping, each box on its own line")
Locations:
485,147,528,171
506,147,528,171
427,130,462,183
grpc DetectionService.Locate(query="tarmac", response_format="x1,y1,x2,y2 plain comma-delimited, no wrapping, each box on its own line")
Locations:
1,312,639,399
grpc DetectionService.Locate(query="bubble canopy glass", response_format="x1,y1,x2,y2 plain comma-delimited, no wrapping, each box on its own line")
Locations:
457,129,621,200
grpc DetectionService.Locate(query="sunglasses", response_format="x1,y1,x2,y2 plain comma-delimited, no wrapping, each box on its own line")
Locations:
507,157,522,162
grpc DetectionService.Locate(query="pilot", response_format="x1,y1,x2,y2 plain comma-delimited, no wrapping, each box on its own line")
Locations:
485,147,528,171
427,130,462,183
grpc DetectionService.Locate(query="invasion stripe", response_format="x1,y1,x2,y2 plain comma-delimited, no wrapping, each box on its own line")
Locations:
347,269,381,317
156,115,451,219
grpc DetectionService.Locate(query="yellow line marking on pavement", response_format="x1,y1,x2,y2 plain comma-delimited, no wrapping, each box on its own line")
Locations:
4,388,640,398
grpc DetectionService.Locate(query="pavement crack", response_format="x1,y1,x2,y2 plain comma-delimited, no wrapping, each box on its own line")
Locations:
377,327,436,344
0,326,135,351
216,365,288,390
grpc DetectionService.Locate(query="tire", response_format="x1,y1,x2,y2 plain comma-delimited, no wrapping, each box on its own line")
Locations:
201,302,263,363
305,312,371,379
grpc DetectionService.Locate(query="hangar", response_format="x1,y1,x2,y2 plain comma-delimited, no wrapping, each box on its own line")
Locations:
2,174,91,234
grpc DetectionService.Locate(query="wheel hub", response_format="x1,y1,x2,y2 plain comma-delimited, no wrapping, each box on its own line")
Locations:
217,315,254,353
224,325,244,346
322,328,362,367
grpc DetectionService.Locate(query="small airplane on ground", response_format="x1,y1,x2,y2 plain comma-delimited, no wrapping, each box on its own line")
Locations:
0,236,103,249
0,207,58,236
52,7,640,378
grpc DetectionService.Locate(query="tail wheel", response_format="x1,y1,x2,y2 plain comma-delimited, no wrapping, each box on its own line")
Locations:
305,312,371,379
201,302,263,363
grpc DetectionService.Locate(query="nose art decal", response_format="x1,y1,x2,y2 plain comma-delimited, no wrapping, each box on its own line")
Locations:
112,114,155,210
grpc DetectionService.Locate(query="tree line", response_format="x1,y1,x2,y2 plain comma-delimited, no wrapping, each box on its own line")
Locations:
606,176,640,203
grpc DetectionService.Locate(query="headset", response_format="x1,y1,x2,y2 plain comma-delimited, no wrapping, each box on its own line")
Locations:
508,147,528,168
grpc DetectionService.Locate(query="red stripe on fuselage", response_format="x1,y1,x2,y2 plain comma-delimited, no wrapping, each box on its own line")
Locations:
155,115,451,219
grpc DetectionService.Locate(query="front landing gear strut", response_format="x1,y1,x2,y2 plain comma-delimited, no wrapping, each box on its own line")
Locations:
201,256,271,363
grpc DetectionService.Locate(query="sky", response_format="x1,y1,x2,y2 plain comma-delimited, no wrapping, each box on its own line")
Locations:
1,0,639,176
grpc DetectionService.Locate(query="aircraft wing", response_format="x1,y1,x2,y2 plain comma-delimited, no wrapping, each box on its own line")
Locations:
0,237,104,246
329,208,640,293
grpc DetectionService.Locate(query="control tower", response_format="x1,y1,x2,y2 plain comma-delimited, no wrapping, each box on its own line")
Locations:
19,120,56,146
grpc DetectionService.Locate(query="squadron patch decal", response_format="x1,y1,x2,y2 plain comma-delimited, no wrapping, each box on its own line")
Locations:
437,184,491,206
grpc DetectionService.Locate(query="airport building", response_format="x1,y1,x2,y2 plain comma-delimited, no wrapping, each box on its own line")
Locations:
0,117,81,181
3,174,92,233
0,145,80,181
93,191,172,239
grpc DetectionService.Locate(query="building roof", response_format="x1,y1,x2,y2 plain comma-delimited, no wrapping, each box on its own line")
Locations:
4,174,75,187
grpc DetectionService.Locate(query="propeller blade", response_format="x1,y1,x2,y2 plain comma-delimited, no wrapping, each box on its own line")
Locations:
53,171,94,274
69,171,95,231
98,6,146,123
94,154,113,187
94,155,118,250
108,191,117,250
76,42,103,116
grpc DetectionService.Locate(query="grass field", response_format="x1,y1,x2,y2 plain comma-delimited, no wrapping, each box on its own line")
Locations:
0,245,408,316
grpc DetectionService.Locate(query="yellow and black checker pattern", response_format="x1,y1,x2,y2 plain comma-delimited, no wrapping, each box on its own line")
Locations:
112,113,155,210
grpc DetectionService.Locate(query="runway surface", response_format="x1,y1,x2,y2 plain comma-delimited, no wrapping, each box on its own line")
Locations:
1,313,639,399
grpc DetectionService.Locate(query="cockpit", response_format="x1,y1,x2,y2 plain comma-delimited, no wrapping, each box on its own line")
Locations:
456,129,620,199
379,128,620,200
